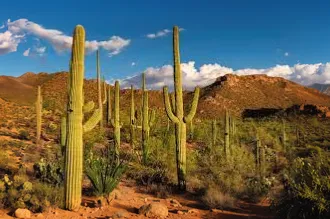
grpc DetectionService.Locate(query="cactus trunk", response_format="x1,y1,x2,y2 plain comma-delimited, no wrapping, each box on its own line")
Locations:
96,49,103,128
130,85,135,149
112,81,120,164
163,26,200,191
107,85,112,125
36,86,42,144
65,25,85,211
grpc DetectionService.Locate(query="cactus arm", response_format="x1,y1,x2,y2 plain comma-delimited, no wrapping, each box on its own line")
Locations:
183,87,200,123
83,109,102,133
96,49,103,128
107,85,112,124
103,76,107,105
163,86,179,124
83,101,95,113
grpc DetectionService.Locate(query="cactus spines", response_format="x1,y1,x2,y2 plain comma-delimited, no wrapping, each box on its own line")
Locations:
65,25,102,211
224,110,230,157
36,86,42,144
212,120,217,147
163,26,200,191
110,81,121,164
130,85,136,149
96,49,103,128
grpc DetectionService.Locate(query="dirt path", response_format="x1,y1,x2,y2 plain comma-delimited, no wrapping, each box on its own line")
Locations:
0,180,274,219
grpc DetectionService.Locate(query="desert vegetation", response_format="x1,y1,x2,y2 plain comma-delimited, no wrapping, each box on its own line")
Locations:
0,24,329,219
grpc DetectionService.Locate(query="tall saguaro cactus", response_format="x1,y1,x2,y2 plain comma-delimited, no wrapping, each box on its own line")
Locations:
107,85,112,125
36,86,42,144
130,85,136,149
163,26,200,191
65,25,102,211
110,81,121,164
60,116,66,148
96,49,103,128
142,73,155,164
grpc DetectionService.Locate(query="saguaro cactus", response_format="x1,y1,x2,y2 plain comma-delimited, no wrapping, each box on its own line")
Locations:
65,25,102,211
110,81,121,164
107,85,112,125
224,110,230,157
96,49,103,128
130,85,136,149
142,73,155,164
163,26,200,191
36,86,42,144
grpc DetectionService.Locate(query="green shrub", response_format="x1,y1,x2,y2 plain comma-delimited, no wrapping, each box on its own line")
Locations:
33,158,64,186
202,186,236,210
273,153,330,218
85,148,127,199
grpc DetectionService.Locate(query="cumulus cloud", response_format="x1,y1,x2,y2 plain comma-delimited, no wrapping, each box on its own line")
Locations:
146,28,184,39
0,31,24,55
5,18,130,55
120,62,330,90
23,48,30,56
0,24,4,29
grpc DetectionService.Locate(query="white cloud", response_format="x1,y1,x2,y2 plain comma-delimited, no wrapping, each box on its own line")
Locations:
284,52,289,57
131,62,136,66
0,31,24,55
35,46,46,56
6,18,130,55
23,48,30,56
120,62,330,90
146,28,184,39
0,24,4,29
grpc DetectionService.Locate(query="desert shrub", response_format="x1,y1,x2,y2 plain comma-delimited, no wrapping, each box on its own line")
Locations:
242,176,273,203
85,148,127,199
0,173,64,212
202,186,236,210
18,129,30,140
273,153,330,219
33,158,64,186
127,160,171,186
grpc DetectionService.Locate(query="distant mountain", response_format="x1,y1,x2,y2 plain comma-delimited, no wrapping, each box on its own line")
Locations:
1,72,330,118
309,83,330,95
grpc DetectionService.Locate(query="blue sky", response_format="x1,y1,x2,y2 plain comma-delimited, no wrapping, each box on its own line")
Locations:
1,0,330,87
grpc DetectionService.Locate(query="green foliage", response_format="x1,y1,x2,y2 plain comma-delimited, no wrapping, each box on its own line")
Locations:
33,158,64,186
274,153,330,219
85,149,126,198
0,172,63,212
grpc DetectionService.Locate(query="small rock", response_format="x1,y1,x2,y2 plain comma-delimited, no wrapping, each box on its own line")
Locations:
177,210,184,215
112,210,129,219
188,209,199,214
14,208,31,219
144,198,148,203
139,203,168,218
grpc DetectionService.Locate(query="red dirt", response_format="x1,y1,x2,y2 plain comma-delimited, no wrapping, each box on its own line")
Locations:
0,180,274,219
